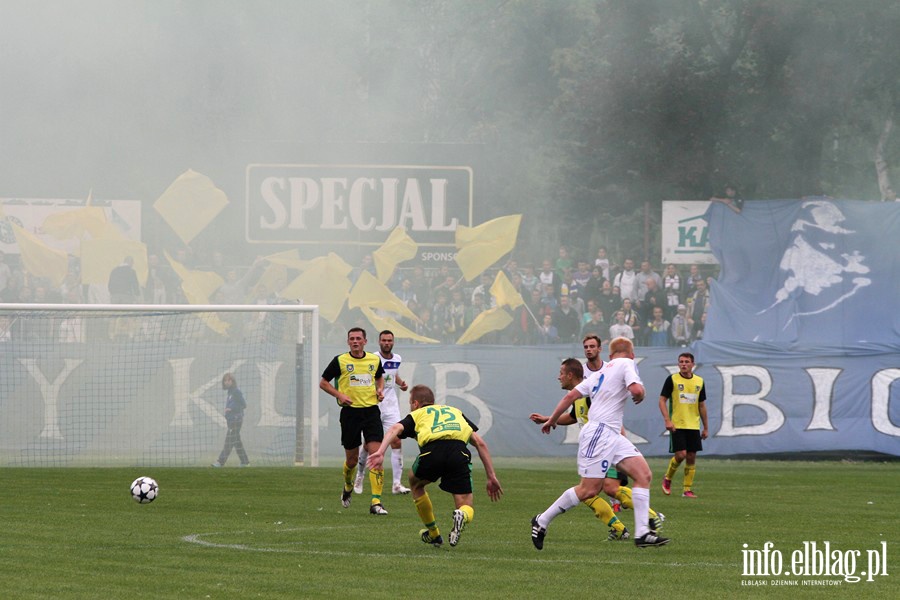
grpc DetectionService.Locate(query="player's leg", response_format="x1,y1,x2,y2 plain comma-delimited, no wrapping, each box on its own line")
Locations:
442,444,474,546
609,481,663,529
682,431,702,497
339,407,363,508
354,444,368,494
390,438,409,494
410,453,442,545
533,423,608,549
361,407,387,514
364,441,387,514
618,452,668,547
583,494,628,540
663,431,687,495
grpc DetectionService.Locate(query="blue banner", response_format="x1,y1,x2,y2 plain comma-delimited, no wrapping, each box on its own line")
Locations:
2,340,898,465
703,199,900,347
317,344,900,458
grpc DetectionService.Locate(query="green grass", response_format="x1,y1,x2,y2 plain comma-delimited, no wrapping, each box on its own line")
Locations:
2,458,898,599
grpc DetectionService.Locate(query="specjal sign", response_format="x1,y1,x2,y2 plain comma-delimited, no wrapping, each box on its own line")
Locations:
245,163,473,246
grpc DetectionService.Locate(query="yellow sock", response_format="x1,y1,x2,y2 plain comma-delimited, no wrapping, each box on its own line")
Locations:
459,504,474,525
615,486,633,510
342,462,354,492
369,468,384,505
684,464,696,491
648,506,659,520
414,493,440,537
665,457,679,480
584,495,617,524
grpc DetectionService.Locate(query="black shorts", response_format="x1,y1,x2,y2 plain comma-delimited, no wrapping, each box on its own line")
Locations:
412,440,473,495
668,428,703,453
340,406,384,450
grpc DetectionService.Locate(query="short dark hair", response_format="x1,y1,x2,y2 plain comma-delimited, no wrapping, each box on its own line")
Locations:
561,358,583,379
582,334,602,347
348,327,366,339
379,330,394,339
679,352,695,363
409,384,435,406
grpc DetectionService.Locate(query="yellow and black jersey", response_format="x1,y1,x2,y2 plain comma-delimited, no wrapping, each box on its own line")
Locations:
398,404,478,447
660,372,706,429
569,396,590,425
321,352,385,408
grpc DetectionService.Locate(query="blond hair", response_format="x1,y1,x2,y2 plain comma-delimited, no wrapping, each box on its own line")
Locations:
608,336,634,357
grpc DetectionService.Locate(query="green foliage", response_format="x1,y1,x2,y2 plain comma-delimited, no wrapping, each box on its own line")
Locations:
2,460,898,599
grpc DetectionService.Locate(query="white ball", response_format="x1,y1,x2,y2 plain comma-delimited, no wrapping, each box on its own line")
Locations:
130,476,159,504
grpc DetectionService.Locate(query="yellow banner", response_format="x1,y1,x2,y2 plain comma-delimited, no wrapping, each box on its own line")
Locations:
455,214,521,281
11,223,69,287
154,170,229,244
373,227,418,283
456,307,513,345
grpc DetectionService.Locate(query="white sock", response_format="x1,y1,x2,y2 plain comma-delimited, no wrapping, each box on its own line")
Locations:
357,447,368,477
632,486,650,538
391,449,404,487
538,487,580,529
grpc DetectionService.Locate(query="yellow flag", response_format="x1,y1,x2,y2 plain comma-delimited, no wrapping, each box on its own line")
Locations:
454,214,522,281
164,252,228,334
348,271,419,322
360,307,439,344
165,251,224,304
279,253,353,323
490,271,524,309
154,170,229,244
250,263,288,301
456,307,513,345
41,207,109,240
262,248,309,270
81,239,149,286
373,227,418,283
11,223,69,287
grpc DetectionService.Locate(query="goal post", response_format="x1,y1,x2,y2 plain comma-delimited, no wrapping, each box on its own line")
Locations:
0,303,320,467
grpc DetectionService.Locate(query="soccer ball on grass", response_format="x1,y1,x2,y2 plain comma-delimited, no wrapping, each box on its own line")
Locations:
130,476,159,504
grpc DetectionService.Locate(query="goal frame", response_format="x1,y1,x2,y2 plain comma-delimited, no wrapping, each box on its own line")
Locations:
0,302,321,467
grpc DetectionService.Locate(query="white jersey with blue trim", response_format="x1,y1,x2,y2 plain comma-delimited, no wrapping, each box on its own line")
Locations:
377,350,402,409
574,357,642,432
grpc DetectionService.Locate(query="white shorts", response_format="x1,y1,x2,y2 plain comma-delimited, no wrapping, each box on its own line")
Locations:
379,400,401,430
577,422,641,479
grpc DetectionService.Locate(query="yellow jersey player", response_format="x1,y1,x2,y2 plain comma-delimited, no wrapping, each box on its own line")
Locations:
367,384,502,547
658,351,708,498
319,327,387,515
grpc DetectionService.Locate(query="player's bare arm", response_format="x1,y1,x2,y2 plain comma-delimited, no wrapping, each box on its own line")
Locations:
700,401,709,440
628,382,645,404
530,412,577,426
375,375,385,402
541,389,582,434
658,395,676,432
470,432,503,502
367,422,403,470
319,378,352,406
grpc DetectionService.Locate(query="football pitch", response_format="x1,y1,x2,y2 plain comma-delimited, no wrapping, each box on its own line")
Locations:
2,458,897,599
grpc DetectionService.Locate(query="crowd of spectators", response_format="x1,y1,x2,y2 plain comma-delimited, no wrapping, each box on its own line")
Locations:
362,244,716,347
0,244,717,347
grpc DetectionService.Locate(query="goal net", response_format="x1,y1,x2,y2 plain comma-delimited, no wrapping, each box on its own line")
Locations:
0,303,320,467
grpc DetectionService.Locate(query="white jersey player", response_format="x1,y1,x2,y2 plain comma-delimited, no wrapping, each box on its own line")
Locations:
355,330,411,495
531,337,669,550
